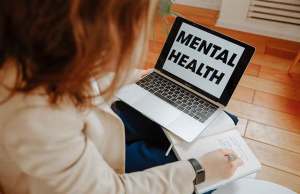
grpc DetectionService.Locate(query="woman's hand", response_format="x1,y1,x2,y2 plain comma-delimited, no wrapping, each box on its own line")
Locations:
137,68,153,79
129,68,153,83
199,149,243,181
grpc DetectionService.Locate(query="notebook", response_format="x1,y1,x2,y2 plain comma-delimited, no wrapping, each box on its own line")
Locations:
166,130,261,194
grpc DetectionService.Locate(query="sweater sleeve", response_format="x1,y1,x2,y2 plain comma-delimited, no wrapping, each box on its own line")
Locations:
2,107,195,194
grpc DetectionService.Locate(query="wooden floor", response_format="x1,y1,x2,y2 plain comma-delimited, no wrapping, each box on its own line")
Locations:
146,4,300,193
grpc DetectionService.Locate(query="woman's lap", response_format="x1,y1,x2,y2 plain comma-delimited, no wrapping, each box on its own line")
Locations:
111,101,177,173
125,141,177,172
112,100,238,194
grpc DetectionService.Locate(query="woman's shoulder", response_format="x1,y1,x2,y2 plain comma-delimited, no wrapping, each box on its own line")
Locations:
0,92,85,143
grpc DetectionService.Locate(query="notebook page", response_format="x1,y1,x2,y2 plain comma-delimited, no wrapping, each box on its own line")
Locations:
171,130,261,193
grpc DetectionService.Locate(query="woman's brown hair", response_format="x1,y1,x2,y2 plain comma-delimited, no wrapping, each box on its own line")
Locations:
0,0,157,107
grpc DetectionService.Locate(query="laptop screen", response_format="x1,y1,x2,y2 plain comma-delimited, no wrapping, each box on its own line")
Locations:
155,17,255,106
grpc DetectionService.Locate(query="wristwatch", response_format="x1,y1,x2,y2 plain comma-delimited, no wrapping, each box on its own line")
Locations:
188,158,205,185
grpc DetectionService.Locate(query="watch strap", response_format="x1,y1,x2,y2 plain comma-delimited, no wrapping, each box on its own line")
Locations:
188,158,205,185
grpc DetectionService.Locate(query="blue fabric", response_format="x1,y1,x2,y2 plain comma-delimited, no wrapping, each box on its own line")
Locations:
111,100,238,194
111,101,177,173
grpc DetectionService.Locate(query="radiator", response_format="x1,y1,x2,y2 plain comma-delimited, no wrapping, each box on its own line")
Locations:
248,0,300,26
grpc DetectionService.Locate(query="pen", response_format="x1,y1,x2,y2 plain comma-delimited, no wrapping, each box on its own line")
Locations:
165,144,173,156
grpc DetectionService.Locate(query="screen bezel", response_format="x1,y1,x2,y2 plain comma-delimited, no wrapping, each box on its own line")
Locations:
155,17,255,106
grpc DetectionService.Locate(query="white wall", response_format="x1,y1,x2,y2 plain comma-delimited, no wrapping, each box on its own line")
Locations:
217,0,300,42
173,0,300,42
173,0,222,10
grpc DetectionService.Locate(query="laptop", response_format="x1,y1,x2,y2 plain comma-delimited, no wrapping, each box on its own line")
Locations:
117,17,255,142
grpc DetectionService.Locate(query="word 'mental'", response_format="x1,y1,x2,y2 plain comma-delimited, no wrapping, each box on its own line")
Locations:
168,49,225,85
176,31,238,67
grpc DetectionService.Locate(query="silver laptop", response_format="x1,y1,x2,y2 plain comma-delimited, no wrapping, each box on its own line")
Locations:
117,17,255,142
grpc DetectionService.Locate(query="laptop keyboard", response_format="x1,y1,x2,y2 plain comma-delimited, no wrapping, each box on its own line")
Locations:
136,72,218,123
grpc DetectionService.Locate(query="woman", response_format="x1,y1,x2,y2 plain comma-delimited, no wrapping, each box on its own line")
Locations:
0,1,243,194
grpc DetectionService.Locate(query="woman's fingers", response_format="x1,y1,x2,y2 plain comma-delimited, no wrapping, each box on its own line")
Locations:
220,148,244,168
199,149,244,180
220,148,234,155
141,68,153,77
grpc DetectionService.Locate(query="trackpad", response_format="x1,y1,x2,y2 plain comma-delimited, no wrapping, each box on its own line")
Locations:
133,94,181,127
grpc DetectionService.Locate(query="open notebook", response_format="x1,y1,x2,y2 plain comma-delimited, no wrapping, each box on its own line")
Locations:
165,129,261,194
